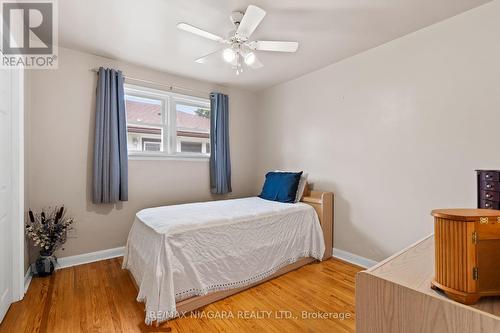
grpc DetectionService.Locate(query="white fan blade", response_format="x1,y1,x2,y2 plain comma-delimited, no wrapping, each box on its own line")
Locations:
194,49,224,64
177,23,224,43
249,41,299,52
236,5,266,38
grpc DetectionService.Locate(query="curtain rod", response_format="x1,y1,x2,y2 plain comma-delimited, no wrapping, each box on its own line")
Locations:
90,68,210,96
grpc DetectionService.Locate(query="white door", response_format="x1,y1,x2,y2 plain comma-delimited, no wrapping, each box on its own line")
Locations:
0,68,14,323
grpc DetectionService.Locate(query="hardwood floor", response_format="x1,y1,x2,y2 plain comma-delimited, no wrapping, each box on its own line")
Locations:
0,258,362,333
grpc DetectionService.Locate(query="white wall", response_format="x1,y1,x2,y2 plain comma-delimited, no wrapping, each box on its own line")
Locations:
26,47,259,260
256,1,500,261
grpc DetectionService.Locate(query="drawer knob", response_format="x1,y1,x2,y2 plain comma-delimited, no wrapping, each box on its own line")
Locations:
480,217,489,224
487,194,491,198
487,184,492,188
486,203,490,207
486,174,491,178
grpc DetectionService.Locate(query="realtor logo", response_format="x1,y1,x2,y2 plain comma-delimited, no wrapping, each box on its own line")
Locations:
1,0,58,68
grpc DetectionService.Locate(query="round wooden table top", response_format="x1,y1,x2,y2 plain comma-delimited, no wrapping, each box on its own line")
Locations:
431,208,500,221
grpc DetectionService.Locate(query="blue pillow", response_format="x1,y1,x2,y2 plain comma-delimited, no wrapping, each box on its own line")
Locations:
259,171,303,203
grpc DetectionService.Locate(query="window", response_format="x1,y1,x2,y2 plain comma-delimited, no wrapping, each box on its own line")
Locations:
180,141,203,153
124,84,210,159
142,138,161,152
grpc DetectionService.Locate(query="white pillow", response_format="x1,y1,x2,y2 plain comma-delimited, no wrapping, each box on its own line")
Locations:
274,170,308,203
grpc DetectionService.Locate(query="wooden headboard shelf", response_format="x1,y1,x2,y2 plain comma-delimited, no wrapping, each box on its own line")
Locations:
301,184,334,260
301,196,323,205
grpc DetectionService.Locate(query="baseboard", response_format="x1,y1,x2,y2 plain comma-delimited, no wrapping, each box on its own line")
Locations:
24,267,32,294
50,246,375,273
56,246,125,270
332,248,378,269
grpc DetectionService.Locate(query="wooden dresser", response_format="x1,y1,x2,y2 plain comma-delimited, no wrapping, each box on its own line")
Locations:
356,236,500,333
477,170,500,209
431,209,500,305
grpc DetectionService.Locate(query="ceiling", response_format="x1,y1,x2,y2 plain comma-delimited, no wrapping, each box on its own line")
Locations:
58,0,491,91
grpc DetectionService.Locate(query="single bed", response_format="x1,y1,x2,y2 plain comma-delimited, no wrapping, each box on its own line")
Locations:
123,186,333,324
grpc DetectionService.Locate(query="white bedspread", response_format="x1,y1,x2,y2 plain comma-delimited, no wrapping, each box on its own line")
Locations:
122,197,325,324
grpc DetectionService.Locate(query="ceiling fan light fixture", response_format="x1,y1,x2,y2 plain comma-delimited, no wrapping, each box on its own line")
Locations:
177,5,299,75
222,48,236,63
244,52,256,65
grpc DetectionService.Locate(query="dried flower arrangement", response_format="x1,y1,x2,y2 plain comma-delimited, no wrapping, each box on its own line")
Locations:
25,206,75,276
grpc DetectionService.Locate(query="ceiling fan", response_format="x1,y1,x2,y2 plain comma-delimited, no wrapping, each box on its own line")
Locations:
177,5,299,75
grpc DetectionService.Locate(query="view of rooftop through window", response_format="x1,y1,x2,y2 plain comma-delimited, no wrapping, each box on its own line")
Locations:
124,88,210,156
126,95,162,124
175,103,210,154
125,95,164,152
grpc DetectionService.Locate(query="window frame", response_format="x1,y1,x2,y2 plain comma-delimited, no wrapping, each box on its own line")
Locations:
124,84,211,161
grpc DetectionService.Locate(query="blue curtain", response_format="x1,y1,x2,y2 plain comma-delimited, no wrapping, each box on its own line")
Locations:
210,92,232,194
92,67,128,203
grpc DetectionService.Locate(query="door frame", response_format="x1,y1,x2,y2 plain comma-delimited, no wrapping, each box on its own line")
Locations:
0,67,24,323
10,67,25,302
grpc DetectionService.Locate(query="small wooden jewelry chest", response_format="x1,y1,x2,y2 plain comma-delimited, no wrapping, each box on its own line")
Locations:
476,170,500,209
431,209,500,304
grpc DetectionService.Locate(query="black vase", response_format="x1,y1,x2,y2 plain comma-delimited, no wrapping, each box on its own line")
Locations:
34,251,55,277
